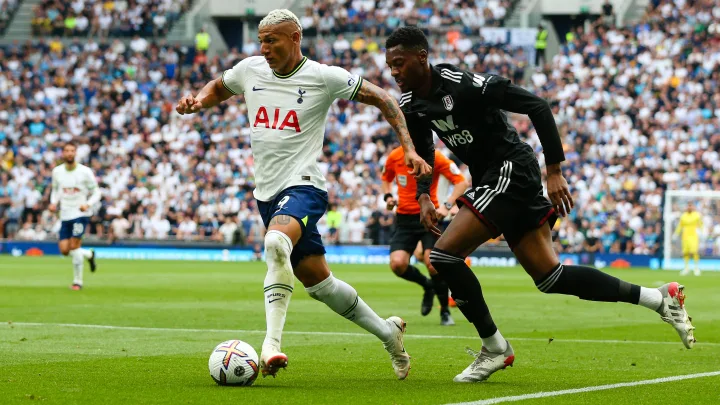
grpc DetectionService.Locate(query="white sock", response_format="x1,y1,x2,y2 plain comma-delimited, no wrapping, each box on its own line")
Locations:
306,273,391,342
70,249,84,286
481,329,507,353
638,287,663,311
78,248,93,259
262,230,295,351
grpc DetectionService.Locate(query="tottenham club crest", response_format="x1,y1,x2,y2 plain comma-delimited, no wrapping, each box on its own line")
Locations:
442,95,454,111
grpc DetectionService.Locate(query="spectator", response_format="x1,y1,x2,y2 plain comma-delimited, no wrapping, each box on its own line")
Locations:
195,28,211,53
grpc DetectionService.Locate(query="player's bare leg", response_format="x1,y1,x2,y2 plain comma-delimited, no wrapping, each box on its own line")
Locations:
428,207,514,382
423,249,453,325
513,223,696,349
298,254,410,380
390,250,434,316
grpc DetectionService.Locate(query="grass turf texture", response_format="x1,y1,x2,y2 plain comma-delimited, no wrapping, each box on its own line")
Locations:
1,257,719,405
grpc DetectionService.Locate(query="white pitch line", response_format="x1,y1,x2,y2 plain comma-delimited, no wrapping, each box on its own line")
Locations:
446,371,720,405
4,322,720,347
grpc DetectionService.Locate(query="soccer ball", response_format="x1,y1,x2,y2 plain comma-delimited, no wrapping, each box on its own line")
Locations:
208,340,259,386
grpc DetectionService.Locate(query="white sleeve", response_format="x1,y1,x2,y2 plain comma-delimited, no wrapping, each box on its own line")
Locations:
321,65,363,101
50,170,59,205
221,58,251,95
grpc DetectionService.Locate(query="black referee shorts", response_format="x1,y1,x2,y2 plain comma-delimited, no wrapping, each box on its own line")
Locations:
390,214,438,254
456,158,557,249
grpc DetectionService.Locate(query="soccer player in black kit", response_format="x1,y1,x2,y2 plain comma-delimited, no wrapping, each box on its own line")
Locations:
385,27,696,383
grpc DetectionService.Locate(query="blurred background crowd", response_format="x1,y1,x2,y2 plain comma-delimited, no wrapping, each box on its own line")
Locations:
2,0,720,256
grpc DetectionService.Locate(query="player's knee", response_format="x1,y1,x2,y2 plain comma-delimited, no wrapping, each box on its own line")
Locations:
389,257,409,276
264,230,293,268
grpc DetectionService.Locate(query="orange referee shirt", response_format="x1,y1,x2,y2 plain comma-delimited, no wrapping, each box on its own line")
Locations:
382,147,466,215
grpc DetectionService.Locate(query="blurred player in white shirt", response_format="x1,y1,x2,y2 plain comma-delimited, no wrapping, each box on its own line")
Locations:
49,142,101,290
176,9,431,381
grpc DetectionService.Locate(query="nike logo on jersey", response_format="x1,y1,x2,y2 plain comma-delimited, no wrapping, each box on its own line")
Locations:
418,112,426,117
253,86,266,91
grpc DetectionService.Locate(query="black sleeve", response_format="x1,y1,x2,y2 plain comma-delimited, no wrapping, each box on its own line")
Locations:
496,83,565,165
406,113,435,200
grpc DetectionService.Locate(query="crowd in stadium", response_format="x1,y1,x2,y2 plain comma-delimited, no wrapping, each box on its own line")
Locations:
302,0,512,36
2,0,720,256
31,0,190,37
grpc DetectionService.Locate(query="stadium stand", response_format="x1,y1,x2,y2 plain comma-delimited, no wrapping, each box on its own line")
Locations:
2,0,720,258
0,0,19,34
32,0,191,37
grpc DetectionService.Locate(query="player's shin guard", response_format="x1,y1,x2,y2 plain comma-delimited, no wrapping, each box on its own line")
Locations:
263,230,295,350
70,249,83,286
429,248,498,338
306,274,391,342
431,273,450,310
535,263,642,304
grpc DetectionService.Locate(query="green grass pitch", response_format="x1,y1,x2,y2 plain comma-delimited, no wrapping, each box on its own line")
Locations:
1,257,719,404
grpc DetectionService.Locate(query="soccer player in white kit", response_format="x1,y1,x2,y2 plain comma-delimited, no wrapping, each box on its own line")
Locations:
176,9,431,380
49,142,100,290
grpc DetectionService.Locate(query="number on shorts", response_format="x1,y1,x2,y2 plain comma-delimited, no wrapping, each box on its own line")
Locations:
277,196,290,209
72,223,84,236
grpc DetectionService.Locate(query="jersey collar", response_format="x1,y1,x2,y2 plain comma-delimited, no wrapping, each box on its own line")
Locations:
273,56,308,79
428,65,448,97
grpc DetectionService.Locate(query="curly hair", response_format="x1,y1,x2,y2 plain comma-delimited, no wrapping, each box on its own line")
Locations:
385,26,429,52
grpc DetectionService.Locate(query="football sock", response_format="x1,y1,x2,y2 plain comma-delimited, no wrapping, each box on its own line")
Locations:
535,264,643,304
429,248,498,338
482,329,508,353
638,287,663,312
70,249,83,286
77,248,93,259
693,253,700,271
684,255,690,271
399,264,431,289
431,273,450,310
306,273,391,342
262,230,295,350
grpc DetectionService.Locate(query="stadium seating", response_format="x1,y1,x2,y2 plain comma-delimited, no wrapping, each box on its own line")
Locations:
0,0,19,34
31,0,191,37
2,0,720,256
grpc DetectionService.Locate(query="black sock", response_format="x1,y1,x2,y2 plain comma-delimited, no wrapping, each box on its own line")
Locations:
431,273,450,310
536,263,641,304
429,248,497,338
399,265,431,289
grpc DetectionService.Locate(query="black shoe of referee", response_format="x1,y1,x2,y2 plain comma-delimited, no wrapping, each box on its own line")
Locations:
88,249,97,273
421,285,435,316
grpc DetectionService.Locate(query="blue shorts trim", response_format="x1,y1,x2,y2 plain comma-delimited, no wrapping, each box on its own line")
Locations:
257,186,329,268
59,217,90,241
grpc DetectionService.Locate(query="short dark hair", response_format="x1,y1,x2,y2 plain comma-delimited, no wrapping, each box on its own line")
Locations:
63,141,77,150
385,26,429,52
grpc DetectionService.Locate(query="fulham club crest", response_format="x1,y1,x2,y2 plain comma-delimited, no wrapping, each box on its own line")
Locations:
442,95,454,111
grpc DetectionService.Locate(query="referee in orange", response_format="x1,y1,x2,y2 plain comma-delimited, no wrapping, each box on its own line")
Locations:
382,146,468,325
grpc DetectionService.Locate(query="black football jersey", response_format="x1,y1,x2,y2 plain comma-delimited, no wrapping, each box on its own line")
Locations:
400,64,564,198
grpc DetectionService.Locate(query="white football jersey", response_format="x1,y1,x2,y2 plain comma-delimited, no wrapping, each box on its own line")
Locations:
222,56,363,201
51,163,100,221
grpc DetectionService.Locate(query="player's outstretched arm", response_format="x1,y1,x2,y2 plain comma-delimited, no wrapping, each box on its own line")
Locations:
176,78,234,115
353,80,431,177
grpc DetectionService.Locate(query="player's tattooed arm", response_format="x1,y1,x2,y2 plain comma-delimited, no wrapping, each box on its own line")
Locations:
354,80,432,177
176,78,234,115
